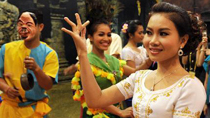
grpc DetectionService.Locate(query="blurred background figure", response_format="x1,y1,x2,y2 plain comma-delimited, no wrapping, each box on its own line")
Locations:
120,19,152,107
121,20,152,70
181,11,207,84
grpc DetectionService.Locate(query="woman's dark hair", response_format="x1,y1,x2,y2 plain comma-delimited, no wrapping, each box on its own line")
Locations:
85,0,122,36
187,11,202,43
122,20,143,46
148,2,201,55
19,9,43,25
86,19,111,36
123,20,142,39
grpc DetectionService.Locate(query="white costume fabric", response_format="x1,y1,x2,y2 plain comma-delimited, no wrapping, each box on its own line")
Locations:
116,70,206,118
121,46,148,68
86,33,122,55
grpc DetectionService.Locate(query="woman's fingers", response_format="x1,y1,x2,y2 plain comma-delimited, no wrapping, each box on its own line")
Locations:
62,13,89,46
61,28,74,36
82,20,90,28
63,13,89,35
64,17,76,28
75,13,82,27
81,28,86,39
75,13,90,32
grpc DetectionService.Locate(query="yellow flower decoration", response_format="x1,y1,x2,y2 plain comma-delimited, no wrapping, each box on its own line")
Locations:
71,76,81,90
71,61,125,117
87,110,93,115
93,113,109,118
75,71,80,78
101,71,108,78
88,108,108,115
120,67,124,77
73,90,83,101
71,84,81,90
71,81,79,85
120,67,124,73
95,69,102,76
119,60,126,67
92,66,98,75
72,76,80,82
82,102,87,108
77,64,80,70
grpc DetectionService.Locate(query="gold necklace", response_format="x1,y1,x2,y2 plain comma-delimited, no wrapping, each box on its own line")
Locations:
150,69,178,91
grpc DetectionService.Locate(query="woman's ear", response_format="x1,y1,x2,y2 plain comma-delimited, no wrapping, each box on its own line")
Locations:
128,33,133,39
180,34,189,48
88,35,93,44
88,34,92,40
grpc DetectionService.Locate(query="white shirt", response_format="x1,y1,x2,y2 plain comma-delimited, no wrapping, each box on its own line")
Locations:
121,46,148,68
116,70,206,118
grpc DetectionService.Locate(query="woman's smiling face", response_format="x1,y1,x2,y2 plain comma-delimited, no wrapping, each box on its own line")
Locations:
143,13,182,63
90,23,112,52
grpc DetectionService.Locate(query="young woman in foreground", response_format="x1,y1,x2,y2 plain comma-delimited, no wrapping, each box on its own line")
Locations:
71,19,133,117
62,2,206,118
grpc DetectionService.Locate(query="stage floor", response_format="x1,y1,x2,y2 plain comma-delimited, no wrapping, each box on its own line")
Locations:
47,80,80,118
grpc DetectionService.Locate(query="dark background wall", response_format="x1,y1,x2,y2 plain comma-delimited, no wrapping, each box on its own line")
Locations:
163,0,210,14
3,0,210,67
163,0,210,36
6,0,157,66
118,0,156,32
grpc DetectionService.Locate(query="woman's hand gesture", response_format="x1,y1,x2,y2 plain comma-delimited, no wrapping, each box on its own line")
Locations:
61,13,90,56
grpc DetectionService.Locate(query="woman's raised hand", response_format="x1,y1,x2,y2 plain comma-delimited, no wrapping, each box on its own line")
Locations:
61,13,90,56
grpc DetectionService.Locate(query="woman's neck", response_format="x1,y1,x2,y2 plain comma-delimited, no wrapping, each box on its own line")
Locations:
156,56,187,76
92,48,106,61
126,39,137,48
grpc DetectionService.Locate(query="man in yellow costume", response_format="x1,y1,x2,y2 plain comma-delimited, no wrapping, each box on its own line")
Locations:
0,9,59,118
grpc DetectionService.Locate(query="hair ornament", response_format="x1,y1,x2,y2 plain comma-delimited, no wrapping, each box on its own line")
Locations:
121,23,128,33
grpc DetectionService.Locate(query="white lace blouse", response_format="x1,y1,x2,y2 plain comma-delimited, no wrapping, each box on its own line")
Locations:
116,70,206,118
121,46,148,68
